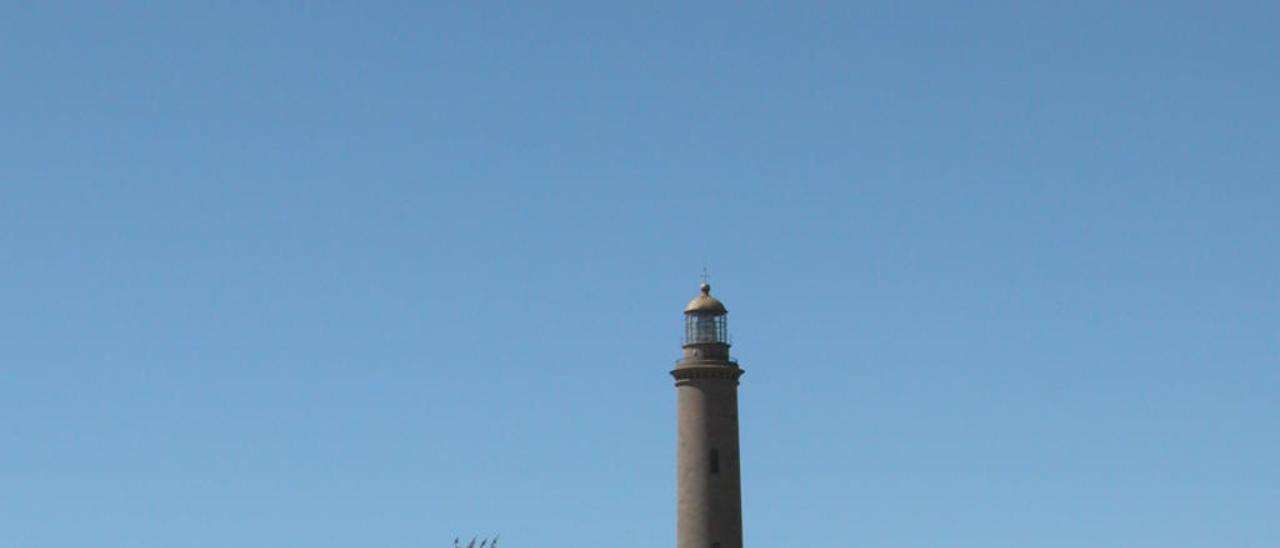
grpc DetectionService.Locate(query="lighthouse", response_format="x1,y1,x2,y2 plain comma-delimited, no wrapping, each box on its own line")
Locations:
672,282,744,548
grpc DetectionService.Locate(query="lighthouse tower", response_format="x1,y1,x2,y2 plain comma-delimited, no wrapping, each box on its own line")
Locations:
672,282,744,548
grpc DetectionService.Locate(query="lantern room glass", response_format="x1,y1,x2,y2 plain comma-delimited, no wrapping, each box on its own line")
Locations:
685,313,728,344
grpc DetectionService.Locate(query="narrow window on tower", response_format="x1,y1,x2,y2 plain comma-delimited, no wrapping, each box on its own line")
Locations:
710,449,720,474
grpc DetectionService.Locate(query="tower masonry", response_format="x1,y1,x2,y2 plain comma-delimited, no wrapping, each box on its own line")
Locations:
672,282,744,548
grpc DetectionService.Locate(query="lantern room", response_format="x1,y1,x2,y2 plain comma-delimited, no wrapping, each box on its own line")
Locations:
684,282,729,346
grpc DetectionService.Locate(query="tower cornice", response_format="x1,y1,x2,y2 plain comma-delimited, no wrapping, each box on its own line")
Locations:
670,364,744,385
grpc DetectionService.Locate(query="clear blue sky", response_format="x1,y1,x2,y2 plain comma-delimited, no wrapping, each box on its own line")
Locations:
2,2,1277,547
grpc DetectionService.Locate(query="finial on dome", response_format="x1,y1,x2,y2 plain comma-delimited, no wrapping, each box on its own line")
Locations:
700,282,711,295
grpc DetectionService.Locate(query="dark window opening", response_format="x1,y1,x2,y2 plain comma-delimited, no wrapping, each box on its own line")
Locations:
710,449,720,474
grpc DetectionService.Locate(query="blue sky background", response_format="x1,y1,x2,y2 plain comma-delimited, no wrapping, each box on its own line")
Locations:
2,2,1277,547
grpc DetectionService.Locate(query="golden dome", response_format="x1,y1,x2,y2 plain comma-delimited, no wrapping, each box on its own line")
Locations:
684,282,727,315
